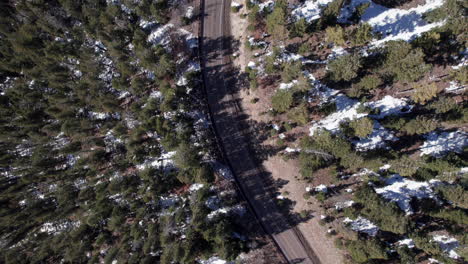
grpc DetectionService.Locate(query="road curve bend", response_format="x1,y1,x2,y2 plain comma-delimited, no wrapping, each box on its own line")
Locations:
199,0,321,263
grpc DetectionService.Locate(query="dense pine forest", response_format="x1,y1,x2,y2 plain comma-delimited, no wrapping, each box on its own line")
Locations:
0,1,247,263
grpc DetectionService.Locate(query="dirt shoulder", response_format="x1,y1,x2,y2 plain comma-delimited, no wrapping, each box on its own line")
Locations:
229,2,345,264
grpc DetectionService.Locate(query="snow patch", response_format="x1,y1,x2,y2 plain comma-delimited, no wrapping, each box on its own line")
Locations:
420,131,468,157
432,235,460,259
292,0,335,22
375,174,440,214
339,0,446,45
397,238,415,248
367,96,412,119
353,121,397,151
343,216,379,236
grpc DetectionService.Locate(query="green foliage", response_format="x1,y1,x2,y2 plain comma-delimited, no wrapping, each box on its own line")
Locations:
427,96,458,114
411,233,443,256
345,238,388,263
391,156,421,177
355,185,411,234
326,26,346,46
288,104,310,125
397,245,417,264
437,185,468,209
449,66,467,85
328,53,362,82
271,89,294,113
401,116,437,135
429,208,468,225
291,18,308,38
342,117,374,138
411,82,439,104
266,0,288,41
281,60,302,82
382,41,431,83
355,75,383,91
320,0,345,28
349,23,373,46
350,2,371,23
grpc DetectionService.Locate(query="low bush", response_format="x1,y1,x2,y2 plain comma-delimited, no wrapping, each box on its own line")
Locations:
355,185,411,234
328,53,362,82
349,23,373,46
436,185,468,209
355,75,383,91
271,89,294,113
346,238,388,263
326,26,345,46
382,41,431,83
411,82,439,104
401,116,437,135
287,104,310,125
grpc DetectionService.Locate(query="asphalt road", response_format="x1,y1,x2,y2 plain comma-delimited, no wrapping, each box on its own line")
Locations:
200,1,320,263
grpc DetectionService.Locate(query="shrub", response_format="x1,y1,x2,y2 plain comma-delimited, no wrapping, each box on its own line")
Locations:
281,60,302,83
266,0,288,41
291,18,308,38
401,116,437,135
349,23,373,46
391,156,421,177
271,89,293,113
450,66,467,85
231,4,241,13
303,192,311,200
382,41,431,83
287,104,309,125
354,185,411,234
413,30,441,55
346,238,388,263
356,75,382,91
326,26,345,46
381,115,406,131
298,42,311,55
319,102,337,115
427,96,458,114
174,143,199,170
397,246,417,264
349,117,374,138
429,208,468,225
411,82,439,104
350,2,371,23
299,152,327,179
334,237,344,249
315,192,327,202
436,185,468,209
328,53,362,82
319,0,346,28
411,233,443,256
295,74,312,92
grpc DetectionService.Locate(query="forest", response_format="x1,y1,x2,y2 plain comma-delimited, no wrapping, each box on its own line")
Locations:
0,0,247,263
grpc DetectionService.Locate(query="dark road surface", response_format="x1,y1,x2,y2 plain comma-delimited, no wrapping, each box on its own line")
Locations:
200,0,320,263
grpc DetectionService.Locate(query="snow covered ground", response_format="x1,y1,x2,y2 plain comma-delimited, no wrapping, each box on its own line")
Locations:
420,131,468,157
199,257,231,264
374,174,441,214
339,0,446,46
353,121,397,151
343,216,379,236
292,0,334,22
432,235,460,259
397,238,415,248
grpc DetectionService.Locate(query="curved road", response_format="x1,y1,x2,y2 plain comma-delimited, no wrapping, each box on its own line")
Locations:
199,1,320,263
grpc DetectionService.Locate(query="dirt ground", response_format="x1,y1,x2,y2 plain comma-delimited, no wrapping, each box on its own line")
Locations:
229,3,345,264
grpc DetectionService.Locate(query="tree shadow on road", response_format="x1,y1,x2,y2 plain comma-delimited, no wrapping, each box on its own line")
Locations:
199,35,315,242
